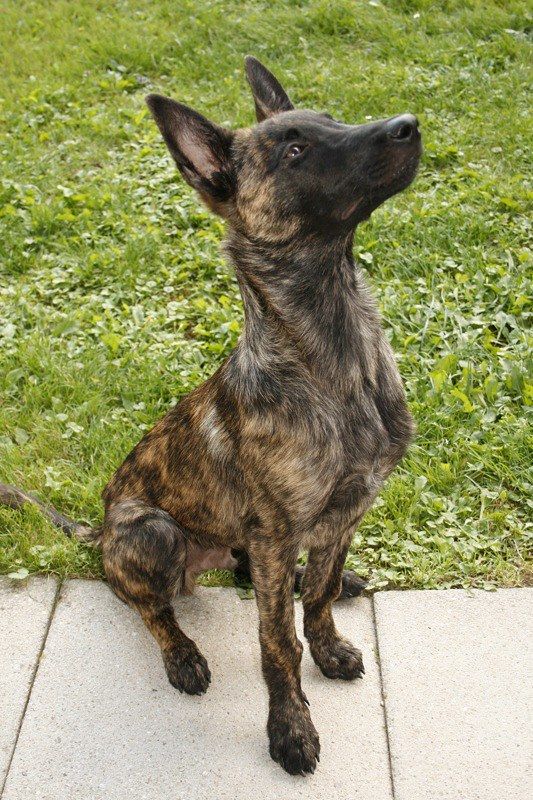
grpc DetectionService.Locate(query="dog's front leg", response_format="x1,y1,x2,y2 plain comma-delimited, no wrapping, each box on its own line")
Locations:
302,530,365,680
249,535,320,775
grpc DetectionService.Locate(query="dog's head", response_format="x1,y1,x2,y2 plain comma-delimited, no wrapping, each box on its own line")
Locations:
146,57,421,241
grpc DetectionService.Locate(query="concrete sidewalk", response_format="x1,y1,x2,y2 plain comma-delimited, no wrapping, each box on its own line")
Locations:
0,578,531,799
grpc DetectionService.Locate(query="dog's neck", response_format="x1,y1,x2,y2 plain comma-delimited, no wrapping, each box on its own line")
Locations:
224,229,382,395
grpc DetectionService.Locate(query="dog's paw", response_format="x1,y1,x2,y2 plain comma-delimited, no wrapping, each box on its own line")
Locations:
310,635,365,680
163,645,211,695
268,701,320,775
338,570,368,599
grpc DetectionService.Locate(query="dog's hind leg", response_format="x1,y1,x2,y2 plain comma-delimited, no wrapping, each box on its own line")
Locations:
102,500,211,695
233,548,367,598
295,565,367,598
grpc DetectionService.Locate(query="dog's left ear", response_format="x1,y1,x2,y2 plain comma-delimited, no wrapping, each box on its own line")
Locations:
146,94,235,207
245,56,294,122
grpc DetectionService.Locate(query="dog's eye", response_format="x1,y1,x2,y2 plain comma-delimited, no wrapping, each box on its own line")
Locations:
285,143,305,159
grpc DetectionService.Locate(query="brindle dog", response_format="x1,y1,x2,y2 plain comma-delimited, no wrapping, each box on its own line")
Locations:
0,57,420,775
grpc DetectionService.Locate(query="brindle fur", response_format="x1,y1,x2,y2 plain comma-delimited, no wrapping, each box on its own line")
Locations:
0,57,421,775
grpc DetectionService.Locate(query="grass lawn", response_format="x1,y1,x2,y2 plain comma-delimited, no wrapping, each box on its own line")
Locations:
0,0,531,589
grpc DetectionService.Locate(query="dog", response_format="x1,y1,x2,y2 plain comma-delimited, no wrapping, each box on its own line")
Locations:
0,57,420,775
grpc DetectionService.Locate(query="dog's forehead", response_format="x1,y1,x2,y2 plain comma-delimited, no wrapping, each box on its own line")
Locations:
252,109,345,140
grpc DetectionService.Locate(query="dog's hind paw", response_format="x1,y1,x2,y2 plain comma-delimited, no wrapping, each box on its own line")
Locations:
163,645,211,695
338,570,368,598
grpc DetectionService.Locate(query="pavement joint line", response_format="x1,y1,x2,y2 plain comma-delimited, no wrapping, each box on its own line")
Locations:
0,578,63,799
371,593,397,800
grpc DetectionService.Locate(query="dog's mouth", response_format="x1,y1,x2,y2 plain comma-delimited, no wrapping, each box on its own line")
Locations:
376,149,421,197
341,146,421,223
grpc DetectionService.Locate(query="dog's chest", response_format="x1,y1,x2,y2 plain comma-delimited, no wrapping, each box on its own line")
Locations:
314,392,398,523
243,379,405,533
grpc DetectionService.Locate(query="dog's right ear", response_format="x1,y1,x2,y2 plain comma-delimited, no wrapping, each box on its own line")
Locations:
245,56,294,122
146,94,235,206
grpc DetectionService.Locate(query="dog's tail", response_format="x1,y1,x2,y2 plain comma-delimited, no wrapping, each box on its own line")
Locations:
0,483,102,546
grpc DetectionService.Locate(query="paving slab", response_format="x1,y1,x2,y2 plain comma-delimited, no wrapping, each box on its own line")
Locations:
2,580,392,800
374,588,533,800
0,576,58,786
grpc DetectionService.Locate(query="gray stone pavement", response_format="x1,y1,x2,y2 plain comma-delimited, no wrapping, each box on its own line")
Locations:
0,577,58,787
374,588,533,800
0,578,531,799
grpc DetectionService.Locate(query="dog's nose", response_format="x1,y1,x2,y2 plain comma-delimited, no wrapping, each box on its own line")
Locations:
385,114,419,142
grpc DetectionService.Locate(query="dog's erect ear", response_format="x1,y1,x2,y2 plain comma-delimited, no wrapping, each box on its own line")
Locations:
244,56,294,122
146,94,235,204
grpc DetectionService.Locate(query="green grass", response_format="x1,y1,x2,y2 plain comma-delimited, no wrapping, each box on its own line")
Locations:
0,0,531,589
